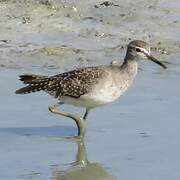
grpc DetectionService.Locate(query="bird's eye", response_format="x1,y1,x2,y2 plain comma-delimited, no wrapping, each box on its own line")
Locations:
135,48,141,52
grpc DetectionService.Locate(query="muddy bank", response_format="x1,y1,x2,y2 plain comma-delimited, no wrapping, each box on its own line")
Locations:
0,0,179,70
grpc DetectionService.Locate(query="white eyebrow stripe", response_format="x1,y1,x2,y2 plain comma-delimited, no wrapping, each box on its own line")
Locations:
130,45,150,55
138,47,150,55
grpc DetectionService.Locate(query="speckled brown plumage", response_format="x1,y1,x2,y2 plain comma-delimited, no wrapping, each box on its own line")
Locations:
16,40,166,103
15,40,166,137
15,66,108,98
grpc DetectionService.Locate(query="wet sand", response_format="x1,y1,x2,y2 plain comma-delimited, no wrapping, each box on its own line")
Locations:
0,0,180,179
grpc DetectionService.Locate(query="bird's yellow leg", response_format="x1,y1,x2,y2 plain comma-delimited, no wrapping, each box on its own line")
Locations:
83,108,90,120
49,103,86,138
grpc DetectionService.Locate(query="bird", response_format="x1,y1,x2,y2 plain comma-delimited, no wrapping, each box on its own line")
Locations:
15,40,167,138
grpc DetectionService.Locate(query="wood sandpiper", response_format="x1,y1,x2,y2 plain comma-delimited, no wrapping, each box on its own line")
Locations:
15,40,167,138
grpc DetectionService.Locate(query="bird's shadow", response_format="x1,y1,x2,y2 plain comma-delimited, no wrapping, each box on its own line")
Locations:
0,125,77,138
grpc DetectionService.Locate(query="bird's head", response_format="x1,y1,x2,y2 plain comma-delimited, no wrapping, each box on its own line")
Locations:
126,40,167,69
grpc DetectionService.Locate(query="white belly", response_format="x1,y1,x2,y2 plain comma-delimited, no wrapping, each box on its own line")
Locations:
61,79,129,109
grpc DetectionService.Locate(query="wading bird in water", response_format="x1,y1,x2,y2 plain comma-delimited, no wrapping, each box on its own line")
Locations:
15,40,167,138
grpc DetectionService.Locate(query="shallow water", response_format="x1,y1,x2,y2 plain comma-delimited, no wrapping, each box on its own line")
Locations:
0,0,180,180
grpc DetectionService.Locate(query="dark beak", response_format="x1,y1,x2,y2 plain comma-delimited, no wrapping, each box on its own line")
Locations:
146,53,167,69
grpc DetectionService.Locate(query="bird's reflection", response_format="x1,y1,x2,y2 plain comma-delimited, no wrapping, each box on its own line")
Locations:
52,140,116,180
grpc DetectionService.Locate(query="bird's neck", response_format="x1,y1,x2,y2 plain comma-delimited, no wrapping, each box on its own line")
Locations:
121,56,138,77
123,51,138,62
110,56,138,92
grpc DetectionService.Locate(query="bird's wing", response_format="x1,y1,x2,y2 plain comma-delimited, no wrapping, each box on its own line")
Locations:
46,66,108,98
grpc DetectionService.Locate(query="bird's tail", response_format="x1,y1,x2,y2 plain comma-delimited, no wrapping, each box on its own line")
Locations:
15,74,49,94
